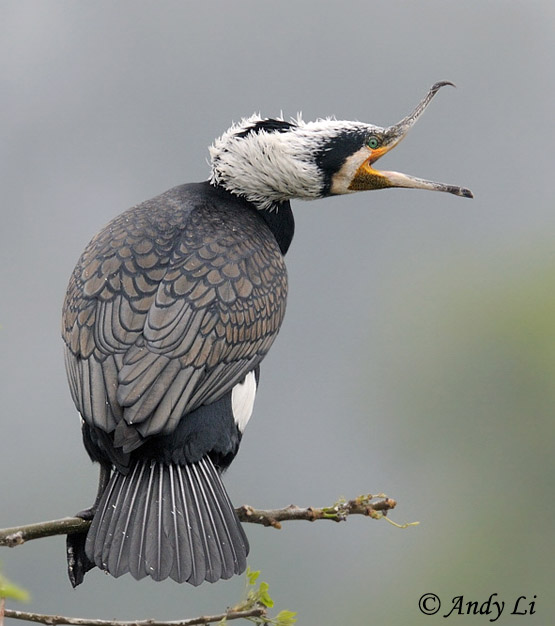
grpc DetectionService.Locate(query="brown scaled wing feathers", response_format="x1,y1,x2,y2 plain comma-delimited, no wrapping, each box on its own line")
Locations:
62,189,287,449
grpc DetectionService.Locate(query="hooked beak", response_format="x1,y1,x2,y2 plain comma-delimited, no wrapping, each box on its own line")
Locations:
349,81,473,198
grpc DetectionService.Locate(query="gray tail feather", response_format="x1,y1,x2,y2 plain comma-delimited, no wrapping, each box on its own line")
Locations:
85,456,249,584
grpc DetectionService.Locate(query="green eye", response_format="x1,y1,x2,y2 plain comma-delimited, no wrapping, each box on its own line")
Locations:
368,136,380,149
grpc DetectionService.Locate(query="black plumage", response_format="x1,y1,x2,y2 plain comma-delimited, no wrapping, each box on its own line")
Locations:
63,182,290,585
87,457,248,584
63,89,471,587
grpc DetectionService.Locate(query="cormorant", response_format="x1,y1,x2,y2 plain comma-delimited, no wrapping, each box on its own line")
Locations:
63,82,472,587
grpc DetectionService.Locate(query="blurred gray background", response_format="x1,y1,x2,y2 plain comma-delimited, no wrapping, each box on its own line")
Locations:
2,1,554,624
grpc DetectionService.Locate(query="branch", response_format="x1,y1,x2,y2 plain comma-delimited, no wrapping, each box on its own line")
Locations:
3,607,266,626
0,494,398,547
0,496,400,626
236,494,398,528
0,518,90,547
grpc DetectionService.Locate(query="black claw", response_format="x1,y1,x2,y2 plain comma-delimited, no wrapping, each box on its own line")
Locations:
74,507,96,522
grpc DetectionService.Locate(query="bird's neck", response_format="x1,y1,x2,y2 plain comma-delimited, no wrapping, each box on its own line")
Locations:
207,181,295,256
257,202,295,256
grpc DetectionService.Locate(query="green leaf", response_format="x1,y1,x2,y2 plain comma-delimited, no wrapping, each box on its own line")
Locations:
275,610,298,626
246,567,260,586
0,570,30,602
257,581,274,608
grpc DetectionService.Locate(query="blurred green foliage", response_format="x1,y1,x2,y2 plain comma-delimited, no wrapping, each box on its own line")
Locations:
354,253,555,624
0,563,29,602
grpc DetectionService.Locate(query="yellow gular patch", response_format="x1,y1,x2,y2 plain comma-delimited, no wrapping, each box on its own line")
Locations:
329,147,372,195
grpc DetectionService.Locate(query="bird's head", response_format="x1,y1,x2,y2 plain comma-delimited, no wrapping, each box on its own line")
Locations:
209,82,473,210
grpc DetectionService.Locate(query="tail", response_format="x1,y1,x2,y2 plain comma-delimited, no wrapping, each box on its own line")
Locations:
85,456,249,584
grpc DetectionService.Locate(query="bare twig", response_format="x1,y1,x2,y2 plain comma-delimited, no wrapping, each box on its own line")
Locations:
3,607,266,626
0,494,398,547
236,494,398,529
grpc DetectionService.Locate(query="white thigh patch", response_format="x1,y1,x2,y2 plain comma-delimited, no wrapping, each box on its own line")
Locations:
231,371,257,433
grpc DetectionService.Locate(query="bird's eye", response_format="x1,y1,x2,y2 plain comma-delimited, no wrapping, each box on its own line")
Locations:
367,136,380,149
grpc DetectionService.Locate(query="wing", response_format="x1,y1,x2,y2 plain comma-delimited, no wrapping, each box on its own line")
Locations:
63,185,287,446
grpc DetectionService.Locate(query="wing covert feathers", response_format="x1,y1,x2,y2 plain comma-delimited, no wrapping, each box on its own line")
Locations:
63,190,287,439
85,456,248,584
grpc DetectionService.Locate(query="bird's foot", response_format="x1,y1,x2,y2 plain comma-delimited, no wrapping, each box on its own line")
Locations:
66,507,96,588
74,506,96,521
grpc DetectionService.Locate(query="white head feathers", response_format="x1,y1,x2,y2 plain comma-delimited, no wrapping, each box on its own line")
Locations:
209,114,374,210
